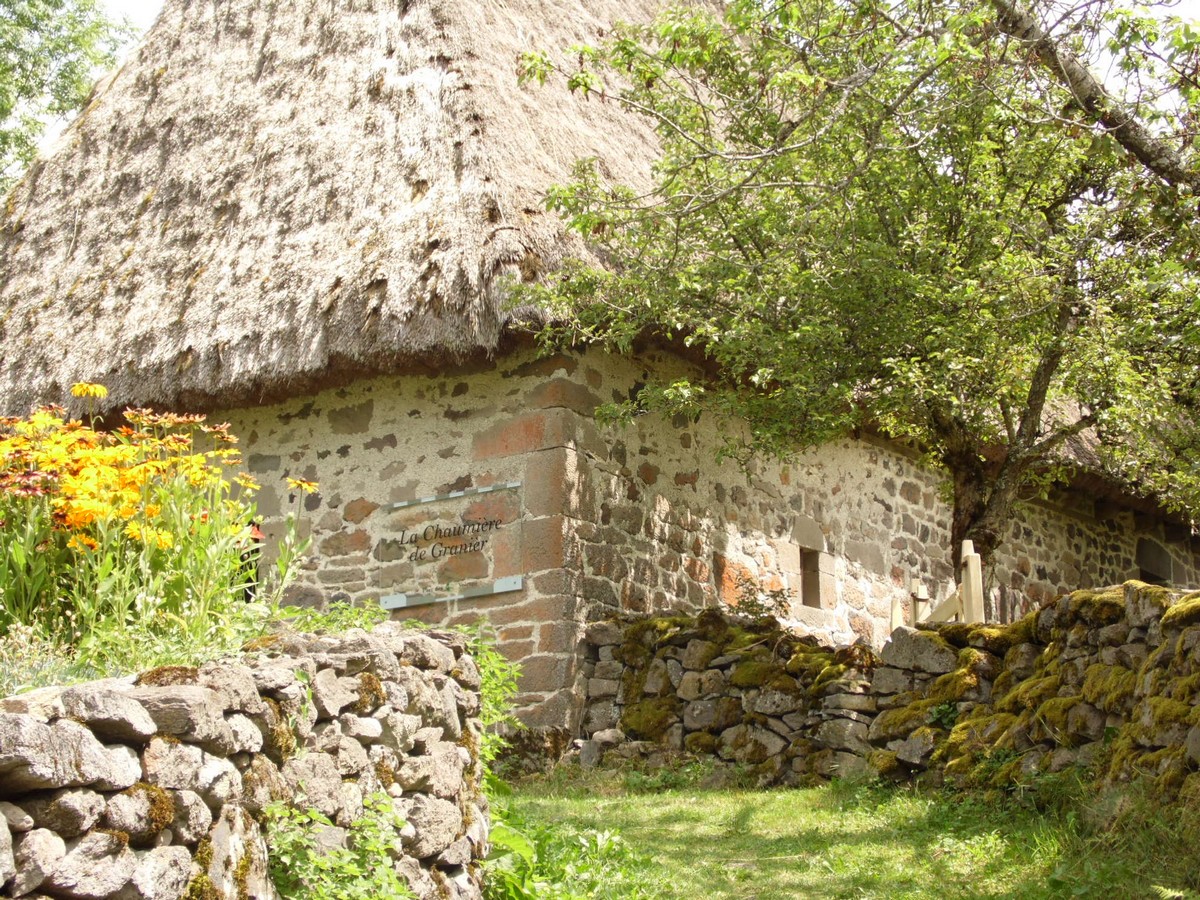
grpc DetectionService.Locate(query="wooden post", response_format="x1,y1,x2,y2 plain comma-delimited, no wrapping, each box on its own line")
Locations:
962,541,984,624
891,594,903,631
909,579,929,625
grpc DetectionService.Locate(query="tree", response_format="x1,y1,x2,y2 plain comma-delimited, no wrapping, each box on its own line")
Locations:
518,0,1200,567
0,0,127,187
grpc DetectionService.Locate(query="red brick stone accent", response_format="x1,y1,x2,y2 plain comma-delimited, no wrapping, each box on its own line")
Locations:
342,498,379,524
713,553,756,606
517,654,569,694
438,551,489,582
674,470,699,488
472,412,547,460
491,529,521,579
523,450,569,518
484,594,571,627
684,557,710,583
319,529,371,556
525,377,601,416
637,462,659,485
498,625,535,643
463,491,520,524
537,621,580,654
521,516,567,573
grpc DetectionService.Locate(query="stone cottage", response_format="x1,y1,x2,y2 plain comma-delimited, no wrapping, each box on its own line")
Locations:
1,0,1196,730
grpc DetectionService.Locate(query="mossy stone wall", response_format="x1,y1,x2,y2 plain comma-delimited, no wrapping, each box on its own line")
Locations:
580,582,1200,801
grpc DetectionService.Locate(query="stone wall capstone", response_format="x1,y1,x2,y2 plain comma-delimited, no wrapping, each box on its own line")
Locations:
578,582,1200,802
0,624,487,900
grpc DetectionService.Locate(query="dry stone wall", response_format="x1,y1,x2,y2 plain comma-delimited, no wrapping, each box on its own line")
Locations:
0,625,487,900
578,583,1200,802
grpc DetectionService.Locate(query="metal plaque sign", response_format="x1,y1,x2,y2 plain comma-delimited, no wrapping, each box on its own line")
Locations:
377,481,523,609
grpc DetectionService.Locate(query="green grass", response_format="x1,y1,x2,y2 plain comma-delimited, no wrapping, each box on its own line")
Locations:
506,765,1200,899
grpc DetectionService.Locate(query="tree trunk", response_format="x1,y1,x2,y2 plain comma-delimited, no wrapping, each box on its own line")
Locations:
946,454,1026,572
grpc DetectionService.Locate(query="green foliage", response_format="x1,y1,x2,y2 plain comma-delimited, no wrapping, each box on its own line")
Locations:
274,600,389,634
0,0,129,186
520,0,1200,562
509,768,1200,898
0,401,310,687
930,701,960,731
484,776,666,900
463,621,523,765
265,792,414,900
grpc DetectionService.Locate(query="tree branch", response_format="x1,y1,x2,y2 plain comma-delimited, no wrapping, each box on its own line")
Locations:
989,0,1199,191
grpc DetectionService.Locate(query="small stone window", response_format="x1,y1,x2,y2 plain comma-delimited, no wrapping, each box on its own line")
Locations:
1136,538,1173,587
800,549,824,609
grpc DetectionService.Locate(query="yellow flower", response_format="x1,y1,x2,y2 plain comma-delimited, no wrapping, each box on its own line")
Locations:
70,383,109,399
67,534,99,552
234,473,260,493
286,477,319,495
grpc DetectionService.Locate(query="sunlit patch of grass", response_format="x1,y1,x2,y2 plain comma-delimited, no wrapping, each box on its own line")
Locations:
509,765,1200,899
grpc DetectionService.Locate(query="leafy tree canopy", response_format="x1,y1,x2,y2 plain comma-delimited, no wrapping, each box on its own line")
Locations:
0,0,127,187
518,0,1200,564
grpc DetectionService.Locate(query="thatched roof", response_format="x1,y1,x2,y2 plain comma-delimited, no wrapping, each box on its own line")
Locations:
0,0,684,415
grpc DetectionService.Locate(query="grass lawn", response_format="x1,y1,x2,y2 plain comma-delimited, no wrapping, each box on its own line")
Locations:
502,765,1200,899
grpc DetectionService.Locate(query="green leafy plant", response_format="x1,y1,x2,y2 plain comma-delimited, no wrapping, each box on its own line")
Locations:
275,600,389,634
0,394,310,685
265,791,414,900
930,701,960,730
462,621,523,765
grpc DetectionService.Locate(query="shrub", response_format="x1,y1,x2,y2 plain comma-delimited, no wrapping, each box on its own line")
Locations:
265,792,414,899
0,389,307,680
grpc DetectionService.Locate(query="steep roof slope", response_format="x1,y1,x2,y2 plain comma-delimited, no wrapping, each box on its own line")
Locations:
0,0,674,414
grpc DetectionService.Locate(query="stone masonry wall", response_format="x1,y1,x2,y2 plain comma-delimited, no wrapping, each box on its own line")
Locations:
220,345,1199,730
578,583,1200,802
573,350,1200,639
0,625,486,900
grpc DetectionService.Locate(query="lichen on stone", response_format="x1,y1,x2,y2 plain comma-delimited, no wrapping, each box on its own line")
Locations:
135,665,200,686
356,672,386,713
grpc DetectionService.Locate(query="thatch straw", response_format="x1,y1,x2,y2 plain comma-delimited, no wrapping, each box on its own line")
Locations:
0,0,690,415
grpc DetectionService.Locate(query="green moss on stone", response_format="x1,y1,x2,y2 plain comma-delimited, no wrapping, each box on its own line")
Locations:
356,672,386,714
730,659,785,688
868,750,904,778
1035,696,1079,745
871,699,937,743
997,674,1061,714
685,732,718,753
808,663,849,695
1067,589,1126,627
786,649,835,683
122,782,175,839
1166,672,1200,704
1080,663,1137,713
1147,696,1192,727
1161,592,1200,630
620,697,679,741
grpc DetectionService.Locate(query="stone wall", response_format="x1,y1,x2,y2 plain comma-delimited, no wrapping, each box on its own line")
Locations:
577,583,1200,801
220,345,1200,729
0,625,487,900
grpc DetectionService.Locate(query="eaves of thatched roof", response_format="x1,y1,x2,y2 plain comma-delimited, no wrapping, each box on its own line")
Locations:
0,0,684,416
